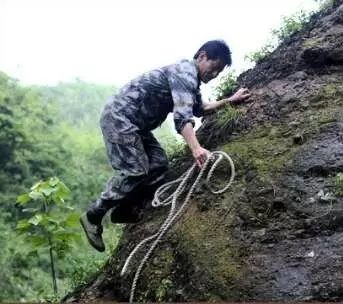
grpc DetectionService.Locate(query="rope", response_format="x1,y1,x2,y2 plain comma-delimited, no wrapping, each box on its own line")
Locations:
120,151,235,303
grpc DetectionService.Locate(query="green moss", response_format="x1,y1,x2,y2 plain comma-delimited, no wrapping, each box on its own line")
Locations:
216,88,342,181
311,84,343,107
136,247,175,302
175,205,242,299
219,124,294,181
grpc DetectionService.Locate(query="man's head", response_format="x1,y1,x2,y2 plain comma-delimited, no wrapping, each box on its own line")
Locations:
194,40,231,83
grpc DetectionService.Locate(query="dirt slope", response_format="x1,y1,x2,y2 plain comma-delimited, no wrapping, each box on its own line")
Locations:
65,1,343,301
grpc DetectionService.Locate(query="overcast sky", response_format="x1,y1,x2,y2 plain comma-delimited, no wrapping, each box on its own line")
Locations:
0,0,318,96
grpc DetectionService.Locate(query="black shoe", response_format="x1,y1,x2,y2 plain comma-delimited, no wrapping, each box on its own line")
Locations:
80,213,105,252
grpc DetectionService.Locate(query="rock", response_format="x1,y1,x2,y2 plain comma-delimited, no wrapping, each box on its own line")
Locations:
64,2,343,303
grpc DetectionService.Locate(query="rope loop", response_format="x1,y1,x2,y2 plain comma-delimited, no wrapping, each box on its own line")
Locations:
120,151,235,303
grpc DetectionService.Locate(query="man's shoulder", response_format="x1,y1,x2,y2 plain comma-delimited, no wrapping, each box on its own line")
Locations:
165,59,196,72
164,59,198,87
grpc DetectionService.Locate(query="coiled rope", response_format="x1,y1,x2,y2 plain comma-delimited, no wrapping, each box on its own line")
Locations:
120,151,235,303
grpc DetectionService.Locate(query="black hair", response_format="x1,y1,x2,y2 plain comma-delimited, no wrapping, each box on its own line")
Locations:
193,40,232,66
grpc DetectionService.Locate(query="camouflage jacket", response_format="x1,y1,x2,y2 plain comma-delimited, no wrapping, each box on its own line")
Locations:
102,59,204,135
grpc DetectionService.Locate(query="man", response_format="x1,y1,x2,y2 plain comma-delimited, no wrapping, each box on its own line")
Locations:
80,40,251,252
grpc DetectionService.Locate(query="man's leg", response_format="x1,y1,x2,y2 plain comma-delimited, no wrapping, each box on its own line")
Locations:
81,125,150,251
141,131,169,199
109,132,169,223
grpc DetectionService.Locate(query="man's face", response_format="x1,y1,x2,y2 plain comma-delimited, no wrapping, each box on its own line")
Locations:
197,52,226,83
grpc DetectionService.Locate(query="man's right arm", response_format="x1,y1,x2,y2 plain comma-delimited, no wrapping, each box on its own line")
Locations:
181,122,210,168
202,88,251,115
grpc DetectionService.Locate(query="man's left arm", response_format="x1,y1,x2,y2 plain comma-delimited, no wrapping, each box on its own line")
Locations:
202,88,251,115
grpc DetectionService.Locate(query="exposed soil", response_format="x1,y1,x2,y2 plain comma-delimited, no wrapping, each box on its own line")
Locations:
64,1,343,302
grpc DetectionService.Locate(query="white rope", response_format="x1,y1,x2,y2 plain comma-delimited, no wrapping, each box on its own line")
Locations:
120,151,235,303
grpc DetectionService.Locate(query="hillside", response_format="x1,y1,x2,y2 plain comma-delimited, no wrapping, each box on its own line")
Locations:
65,1,343,301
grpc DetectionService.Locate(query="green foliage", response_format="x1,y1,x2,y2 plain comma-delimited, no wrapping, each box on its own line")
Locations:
64,224,122,289
314,0,337,10
0,71,120,301
37,78,116,129
335,173,343,196
0,69,179,302
245,7,313,64
271,10,311,41
155,278,173,301
16,177,81,295
216,105,242,126
154,119,187,161
214,71,238,100
245,41,276,64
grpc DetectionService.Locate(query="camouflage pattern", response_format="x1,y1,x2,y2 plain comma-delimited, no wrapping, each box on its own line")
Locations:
99,128,169,201
98,59,203,203
101,59,204,136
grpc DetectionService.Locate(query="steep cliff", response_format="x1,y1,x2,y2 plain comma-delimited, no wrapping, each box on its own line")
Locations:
66,1,343,301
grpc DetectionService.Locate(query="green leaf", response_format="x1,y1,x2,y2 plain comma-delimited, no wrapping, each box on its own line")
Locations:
16,193,31,204
16,220,31,231
27,250,39,258
55,182,71,199
30,180,43,190
41,186,56,196
28,214,43,226
30,235,47,248
54,231,81,247
48,177,59,187
29,190,44,201
47,217,60,224
64,212,80,227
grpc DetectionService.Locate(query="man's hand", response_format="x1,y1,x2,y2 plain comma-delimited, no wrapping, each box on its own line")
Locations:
180,122,211,168
192,146,211,169
228,88,251,104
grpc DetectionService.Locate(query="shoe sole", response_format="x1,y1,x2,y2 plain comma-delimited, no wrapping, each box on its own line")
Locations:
80,217,105,252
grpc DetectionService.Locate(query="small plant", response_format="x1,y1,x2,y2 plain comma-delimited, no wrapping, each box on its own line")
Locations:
335,173,343,196
214,71,238,100
245,9,312,64
245,41,276,64
272,10,311,41
155,278,173,301
216,105,242,126
314,0,337,10
166,140,186,161
16,177,81,297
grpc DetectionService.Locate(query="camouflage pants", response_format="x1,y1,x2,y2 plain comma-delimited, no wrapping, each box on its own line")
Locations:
87,103,168,224
99,133,169,202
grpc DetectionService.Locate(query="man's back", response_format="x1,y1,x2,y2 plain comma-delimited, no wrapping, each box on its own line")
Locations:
103,59,203,133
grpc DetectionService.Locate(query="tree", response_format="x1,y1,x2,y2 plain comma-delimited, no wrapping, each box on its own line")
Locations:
16,177,80,297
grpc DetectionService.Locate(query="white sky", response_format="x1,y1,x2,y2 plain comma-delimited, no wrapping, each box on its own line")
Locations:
0,0,319,97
